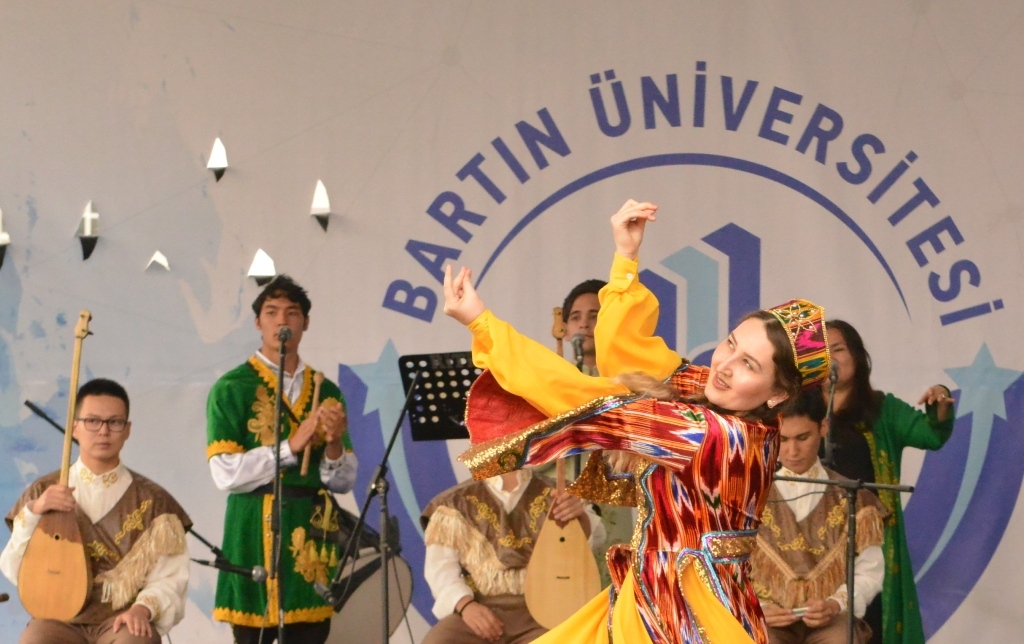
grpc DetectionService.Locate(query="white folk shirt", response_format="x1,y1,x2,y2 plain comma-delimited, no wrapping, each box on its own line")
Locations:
423,469,606,619
773,460,884,617
0,460,189,634
208,351,358,494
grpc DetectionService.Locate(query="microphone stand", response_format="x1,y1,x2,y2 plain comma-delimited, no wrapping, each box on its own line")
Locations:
271,327,291,644
774,474,913,644
822,364,838,467
317,370,420,643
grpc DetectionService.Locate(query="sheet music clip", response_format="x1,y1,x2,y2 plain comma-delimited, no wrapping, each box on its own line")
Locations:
398,352,481,441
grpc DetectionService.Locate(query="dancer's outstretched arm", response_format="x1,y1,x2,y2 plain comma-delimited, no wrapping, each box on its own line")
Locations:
594,200,682,380
444,265,629,418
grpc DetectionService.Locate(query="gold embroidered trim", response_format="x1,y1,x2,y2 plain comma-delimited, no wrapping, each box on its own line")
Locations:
289,526,337,587
527,490,550,534
88,540,117,562
115,500,153,545
247,358,317,440
101,471,119,488
459,394,625,479
248,386,278,446
212,605,335,627
79,467,95,485
705,534,756,560
262,493,279,617
207,439,246,459
96,513,187,610
464,494,533,549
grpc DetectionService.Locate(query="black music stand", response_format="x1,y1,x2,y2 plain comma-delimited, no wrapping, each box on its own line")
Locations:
399,351,482,441
773,474,913,644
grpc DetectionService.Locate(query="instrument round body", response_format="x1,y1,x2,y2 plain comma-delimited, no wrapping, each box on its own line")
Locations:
523,516,602,629
18,510,92,620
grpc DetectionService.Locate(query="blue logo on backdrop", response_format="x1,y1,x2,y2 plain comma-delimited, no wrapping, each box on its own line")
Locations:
367,64,1021,635
355,212,1023,636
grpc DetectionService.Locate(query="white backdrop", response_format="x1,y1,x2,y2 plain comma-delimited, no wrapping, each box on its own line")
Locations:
1,2,1022,642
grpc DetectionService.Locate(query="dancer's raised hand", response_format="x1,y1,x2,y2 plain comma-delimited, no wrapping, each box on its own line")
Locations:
610,199,658,260
443,265,486,326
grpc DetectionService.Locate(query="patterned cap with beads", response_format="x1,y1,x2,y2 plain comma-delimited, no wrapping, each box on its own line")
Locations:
766,299,830,388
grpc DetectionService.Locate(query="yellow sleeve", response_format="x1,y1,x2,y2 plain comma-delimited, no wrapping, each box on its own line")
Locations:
594,253,683,380
469,310,628,417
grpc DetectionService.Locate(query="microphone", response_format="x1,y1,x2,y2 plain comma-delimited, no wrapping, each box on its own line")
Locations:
829,362,838,385
570,334,585,369
0,592,8,603
191,558,268,583
277,326,293,342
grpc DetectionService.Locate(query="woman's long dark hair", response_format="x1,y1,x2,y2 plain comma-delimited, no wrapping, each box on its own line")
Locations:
826,319,883,431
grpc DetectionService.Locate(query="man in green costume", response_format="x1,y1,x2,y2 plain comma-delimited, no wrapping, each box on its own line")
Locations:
207,275,357,644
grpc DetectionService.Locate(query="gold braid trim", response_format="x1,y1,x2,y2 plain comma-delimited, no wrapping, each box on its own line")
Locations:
212,606,335,627
424,506,526,596
207,439,246,459
459,395,625,479
95,513,187,610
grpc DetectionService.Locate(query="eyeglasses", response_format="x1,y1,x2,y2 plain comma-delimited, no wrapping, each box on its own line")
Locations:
75,417,129,433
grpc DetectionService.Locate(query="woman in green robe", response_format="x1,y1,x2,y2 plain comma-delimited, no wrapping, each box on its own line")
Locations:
825,320,956,644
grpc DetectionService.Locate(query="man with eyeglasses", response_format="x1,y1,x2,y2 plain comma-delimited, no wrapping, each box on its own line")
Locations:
1,378,192,643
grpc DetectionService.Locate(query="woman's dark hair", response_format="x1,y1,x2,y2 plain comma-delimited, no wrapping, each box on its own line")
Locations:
825,319,882,430
252,275,312,318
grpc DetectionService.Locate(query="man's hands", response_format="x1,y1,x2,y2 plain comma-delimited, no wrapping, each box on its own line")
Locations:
610,199,658,261
287,401,347,457
320,401,347,460
799,598,841,627
29,485,76,515
549,489,589,535
761,602,802,628
112,604,153,638
761,599,841,629
443,265,487,326
455,597,503,641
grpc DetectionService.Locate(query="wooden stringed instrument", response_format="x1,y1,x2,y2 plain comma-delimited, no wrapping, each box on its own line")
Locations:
523,459,602,628
19,310,93,620
523,307,601,628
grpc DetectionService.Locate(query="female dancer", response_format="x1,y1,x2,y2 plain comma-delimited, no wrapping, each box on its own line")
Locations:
442,200,832,644
825,320,955,644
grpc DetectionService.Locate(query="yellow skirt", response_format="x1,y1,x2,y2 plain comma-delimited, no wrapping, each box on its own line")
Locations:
533,565,755,644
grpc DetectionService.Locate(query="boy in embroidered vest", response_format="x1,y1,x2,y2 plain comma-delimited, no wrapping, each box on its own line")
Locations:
750,390,888,644
1,378,192,644
420,470,605,644
206,275,357,644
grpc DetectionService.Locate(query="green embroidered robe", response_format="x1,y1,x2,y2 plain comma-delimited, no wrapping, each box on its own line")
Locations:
206,357,352,626
843,394,954,644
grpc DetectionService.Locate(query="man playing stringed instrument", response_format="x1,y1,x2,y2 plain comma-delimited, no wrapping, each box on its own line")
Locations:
206,275,356,644
420,469,605,644
1,378,192,644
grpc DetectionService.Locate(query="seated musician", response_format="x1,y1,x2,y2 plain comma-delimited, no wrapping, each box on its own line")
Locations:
1,378,191,644
420,469,605,644
749,390,887,644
